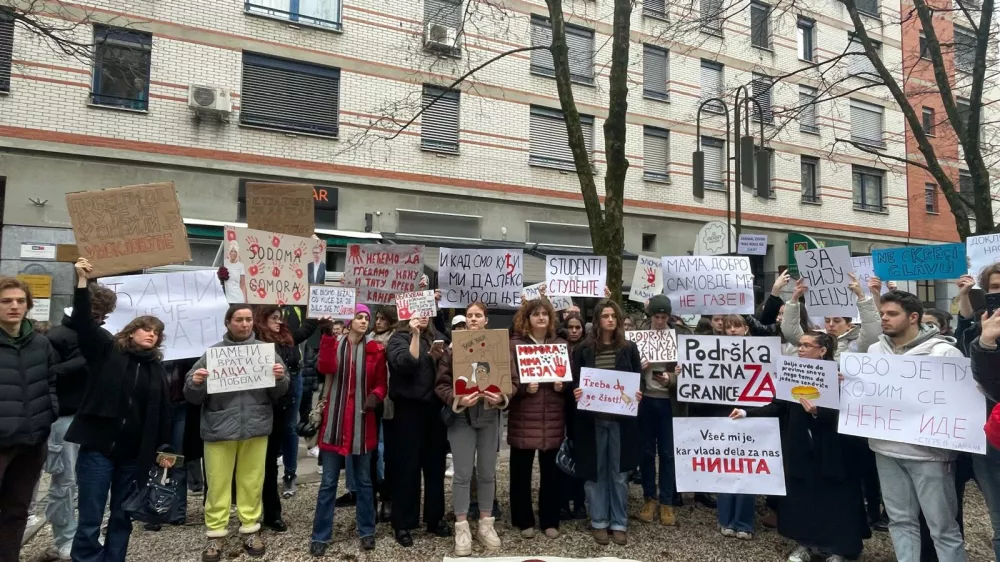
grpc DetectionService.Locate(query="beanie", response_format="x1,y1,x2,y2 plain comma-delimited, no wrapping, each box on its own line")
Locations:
646,294,672,316
356,304,371,319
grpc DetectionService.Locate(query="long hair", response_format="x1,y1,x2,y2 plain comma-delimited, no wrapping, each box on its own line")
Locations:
801,330,835,361
585,299,627,350
113,315,165,359
394,315,438,345
253,305,294,346
924,308,953,336
722,314,748,335
512,298,556,340
375,305,398,333
695,316,715,335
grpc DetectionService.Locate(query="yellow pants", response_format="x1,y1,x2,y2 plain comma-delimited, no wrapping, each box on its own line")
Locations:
203,437,267,537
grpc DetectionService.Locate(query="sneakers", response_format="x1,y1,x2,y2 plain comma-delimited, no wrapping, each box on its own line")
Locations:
612,530,628,545
308,446,320,458
720,527,736,537
736,531,754,540
520,527,535,539
263,518,287,533
202,539,222,562
282,475,297,499
309,541,326,557
544,528,560,539
445,453,454,478
360,535,376,551
591,527,610,545
658,505,677,526
478,517,502,550
242,533,266,557
43,546,71,562
638,499,657,523
454,521,473,556
788,546,812,562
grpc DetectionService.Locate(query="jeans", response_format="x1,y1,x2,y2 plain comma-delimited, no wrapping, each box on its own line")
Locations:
639,397,675,505
975,448,1000,561
876,454,967,562
72,448,138,562
0,441,47,562
584,418,629,532
45,416,79,556
167,403,188,524
282,373,303,479
377,421,385,482
311,450,375,542
717,494,755,533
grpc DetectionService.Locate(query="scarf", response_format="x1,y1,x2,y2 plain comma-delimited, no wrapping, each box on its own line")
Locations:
320,335,369,455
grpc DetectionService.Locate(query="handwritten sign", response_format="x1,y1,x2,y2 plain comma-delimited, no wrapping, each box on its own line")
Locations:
629,256,663,304
661,256,754,315
578,367,640,417
17,274,52,299
522,282,573,311
626,330,678,363
395,290,437,320
794,245,856,318
245,182,315,238
345,244,424,305
673,417,786,495
838,353,986,454
234,227,322,305
100,270,229,361
851,255,888,296
452,329,512,395
967,233,1000,287
545,255,607,297
738,234,768,256
872,243,967,281
676,335,780,407
515,343,572,384
66,182,190,277
775,356,839,410
439,249,523,309
307,286,355,320
206,343,275,394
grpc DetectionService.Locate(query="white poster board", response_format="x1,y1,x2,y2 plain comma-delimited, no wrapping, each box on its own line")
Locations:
439,248,523,309
28,299,50,322
673,417,786,495
794,245,857,318
515,343,572,384
626,330,678,363
206,343,275,394
307,286,355,320
676,335,780,407
850,255,889,297
577,367,640,417
737,234,768,256
233,227,321,305
661,256,754,315
629,255,663,303
522,282,573,311
967,233,1000,287
545,255,607,297
395,290,437,320
775,356,840,410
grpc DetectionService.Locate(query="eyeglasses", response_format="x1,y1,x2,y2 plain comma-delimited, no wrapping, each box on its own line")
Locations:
797,342,822,349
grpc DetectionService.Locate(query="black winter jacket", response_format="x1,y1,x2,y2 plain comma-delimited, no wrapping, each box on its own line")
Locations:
46,313,94,416
0,320,58,447
386,330,441,403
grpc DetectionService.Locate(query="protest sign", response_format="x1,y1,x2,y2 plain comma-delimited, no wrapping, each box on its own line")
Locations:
872,243,967,281
838,353,986,454
515,343,572,384
16,274,52,299
673,417,786,495
661,256,754,315
545,256,607,297
626,330,678,363
738,234,768,256
776,356,839,410
676,335,780,407
794,245,856,318
206,343,276,394
100,270,229,361
967,233,1000,287
55,244,80,263
28,299,50,322
629,255,663,304
578,367,640,416
307,286,355,319
452,329,512,395
522,282,574,311
345,244,424,305
244,182,315,238
439,249,523,309
851,255,889,296
234,227,323,305
66,182,191,277
395,290,437,320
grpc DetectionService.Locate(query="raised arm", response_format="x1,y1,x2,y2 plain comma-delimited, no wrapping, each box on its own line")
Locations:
291,315,320,345
68,259,113,361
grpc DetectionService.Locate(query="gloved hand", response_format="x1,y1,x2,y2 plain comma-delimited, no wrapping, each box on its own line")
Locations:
363,394,380,412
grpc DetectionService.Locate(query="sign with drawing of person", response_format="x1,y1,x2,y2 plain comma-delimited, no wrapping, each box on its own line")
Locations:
223,226,247,303
452,329,512,396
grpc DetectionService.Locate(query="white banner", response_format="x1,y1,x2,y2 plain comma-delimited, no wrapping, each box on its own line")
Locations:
626,330,677,363
676,335,780,407
206,343,275,394
307,286,355,320
578,367,640,417
522,282,573,311
673,417,786,495
661,256,754,315
629,255,663,303
737,234,768,256
100,270,229,361
545,255,607,297
439,248,523,309
775,356,840,410
967,233,1000,287
794,245,856,318
851,255,888,297
839,353,986,454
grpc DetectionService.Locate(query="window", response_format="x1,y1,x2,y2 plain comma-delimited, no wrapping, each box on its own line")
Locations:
245,0,342,30
855,0,879,17
848,34,881,80
643,126,671,182
643,45,669,101
751,74,772,123
526,221,592,248
642,233,657,252
701,60,724,113
701,0,723,34
956,97,980,143
423,0,462,55
397,209,481,239
644,0,667,19
750,1,771,49
922,107,935,136
852,165,886,212
925,183,938,213
850,99,884,148
0,10,11,93
530,16,594,85
799,86,818,133
797,17,814,61
91,26,152,111
919,32,930,60
960,170,974,210
421,85,460,153
701,136,725,191
240,52,341,137
954,25,976,73
916,280,936,305
801,156,819,203
528,105,594,171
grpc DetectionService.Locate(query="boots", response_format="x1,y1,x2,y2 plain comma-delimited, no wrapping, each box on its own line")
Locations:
454,521,473,557
478,517,502,551
638,498,657,523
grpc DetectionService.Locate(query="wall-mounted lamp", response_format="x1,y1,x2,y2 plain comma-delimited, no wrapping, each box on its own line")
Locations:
28,198,47,207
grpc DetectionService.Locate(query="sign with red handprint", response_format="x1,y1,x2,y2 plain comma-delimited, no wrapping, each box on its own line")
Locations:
629,255,663,304
233,227,320,305
515,343,572,384
452,329,512,396
395,290,437,320
344,244,425,305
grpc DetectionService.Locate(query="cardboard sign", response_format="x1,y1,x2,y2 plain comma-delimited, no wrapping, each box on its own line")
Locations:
245,182,315,238
66,182,191,277
452,329,512,396
838,352,986,454
439,249,523,309
55,244,80,263
100,270,230,361
206,343,276,394
673,417,786,495
872,243,967,281
395,290,437,320
851,255,889,296
234,227,323,305
967,233,1000,287
515,343,572,384
629,255,663,303
661,256,754,315
545,255,607,297
345,244,424,305
676,335,780,407
794,245,857,318
626,330,678,363
738,234,768,256
577,367,640,417
16,274,52,299
522,282,573,311
307,286,355,320
775,356,840,410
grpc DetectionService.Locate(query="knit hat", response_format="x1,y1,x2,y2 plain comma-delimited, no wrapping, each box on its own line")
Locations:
986,403,1000,450
646,294,672,316
356,304,371,319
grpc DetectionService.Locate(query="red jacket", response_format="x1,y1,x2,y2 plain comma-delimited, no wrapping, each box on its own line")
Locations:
316,334,387,455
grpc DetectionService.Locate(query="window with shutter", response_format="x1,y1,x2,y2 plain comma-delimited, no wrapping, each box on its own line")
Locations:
421,85,460,153
529,106,594,171
643,45,669,101
751,74,772,124
240,52,341,137
797,18,814,61
701,136,725,191
750,1,770,49
855,0,878,16
246,0,342,29
644,0,667,18
954,26,976,73
922,107,935,135
799,86,818,133
0,10,12,93
847,35,880,80
925,183,937,213
643,126,670,182
423,0,462,55
852,165,885,212
700,0,723,33
91,26,152,111
530,17,594,85
850,100,884,148
701,60,724,113
801,156,819,203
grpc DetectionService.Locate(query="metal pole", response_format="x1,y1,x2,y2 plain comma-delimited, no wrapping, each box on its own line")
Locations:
733,87,744,242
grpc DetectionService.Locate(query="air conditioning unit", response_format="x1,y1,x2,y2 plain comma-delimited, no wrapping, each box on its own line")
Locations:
188,85,232,114
424,23,457,52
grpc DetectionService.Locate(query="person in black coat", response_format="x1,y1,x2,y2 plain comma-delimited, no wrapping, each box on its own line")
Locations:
968,311,1000,562
66,258,172,562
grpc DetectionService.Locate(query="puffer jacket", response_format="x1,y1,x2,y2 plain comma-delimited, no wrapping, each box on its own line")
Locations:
435,347,508,428
184,333,289,442
506,333,568,451
0,320,58,447
782,296,880,360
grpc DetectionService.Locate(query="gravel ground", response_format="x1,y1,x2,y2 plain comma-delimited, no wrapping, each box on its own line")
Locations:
20,460,996,562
